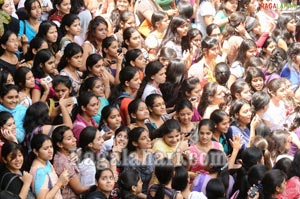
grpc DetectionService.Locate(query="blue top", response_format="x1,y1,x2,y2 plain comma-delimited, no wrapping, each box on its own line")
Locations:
18,20,37,43
93,97,109,124
280,63,300,91
0,104,27,143
227,125,250,150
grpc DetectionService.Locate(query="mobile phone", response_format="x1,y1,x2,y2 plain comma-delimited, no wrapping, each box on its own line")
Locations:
101,124,111,133
42,76,53,83
249,185,259,198
189,96,197,102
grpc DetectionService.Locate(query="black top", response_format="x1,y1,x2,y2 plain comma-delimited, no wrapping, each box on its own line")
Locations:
0,166,23,195
0,59,17,75
3,17,20,35
85,186,111,199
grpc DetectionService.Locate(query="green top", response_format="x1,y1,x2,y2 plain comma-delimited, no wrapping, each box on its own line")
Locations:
156,0,173,10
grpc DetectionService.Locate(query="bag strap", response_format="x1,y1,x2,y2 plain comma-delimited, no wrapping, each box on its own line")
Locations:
0,172,18,191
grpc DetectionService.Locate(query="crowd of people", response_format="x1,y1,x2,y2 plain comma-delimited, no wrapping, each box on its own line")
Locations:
1,0,300,198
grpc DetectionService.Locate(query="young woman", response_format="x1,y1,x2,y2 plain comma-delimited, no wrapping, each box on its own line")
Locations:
152,119,188,162
280,42,300,89
230,79,252,101
161,16,189,59
23,36,49,68
128,99,153,134
188,36,219,86
228,98,254,150
51,75,78,125
23,101,72,151
99,105,122,154
228,39,257,87
181,28,202,69
79,77,110,124
245,67,265,93
261,169,286,199
145,11,169,55
14,67,35,107
58,42,83,95
0,31,20,75
137,61,166,101
0,142,33,199
124,49,147,80
102,35,123,84
123,27,143,51
73,91,99,141
188,119,223,175
81,16,108,70
147,158,183,199
262,78,287,131
214,0,238,32
52,125,91,198
85,168,115,199
49,0,71,27
210,109,230,155
36,21,59,56
192,149,234,198
78,126,104,186
0,84,27,143
175,99,198,145
109,66,141,125
160,59,186,109
59,14,81,51
178,77,202,122
0,111,18,147
118,169,143,199
18,0,41,45
259,37,276,63
113,10,136,46
31,49,56,103
145,94,170,130
0,69,14,86
123,127,155,198
198,82,226,119
273,13,296,52
30,134,69,199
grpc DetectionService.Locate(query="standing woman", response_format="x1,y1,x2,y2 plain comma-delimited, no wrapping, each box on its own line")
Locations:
123,127,155,198
81,16,108,70
188,36,219,86
58,42,83,96
262,78,287,131
18,0,41,44
0,142,33,198
73,91,99,141
188,119,223,175
109,66,141,125
102,35,123,85
161,16,189,60
137,60,166,101
49,0,71,27
14,66,35,107
0,84,27,143
30,134,69,199
0,31,20,75
36,21,59,58
273,13,296,52
124,49,148,80
210,109,230,155
52,125,91,198
123,27,143,51
31,49,56,103
59,14,81,51
145,94,170,130
227,39,257,87
198,82,226,119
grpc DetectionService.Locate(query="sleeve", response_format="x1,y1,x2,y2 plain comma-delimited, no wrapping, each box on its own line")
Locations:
230,62,243,78
145,34,160,49
15,105,27,143
33,168,48,195
72,123,85,141
280,65,291,78
199,2,214,16
18,20,25,37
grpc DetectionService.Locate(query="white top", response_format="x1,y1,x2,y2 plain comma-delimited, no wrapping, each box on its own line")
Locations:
141,83,162,101
195,1,216,37
262,100,286,131
78,157,96,186
188,191,207,199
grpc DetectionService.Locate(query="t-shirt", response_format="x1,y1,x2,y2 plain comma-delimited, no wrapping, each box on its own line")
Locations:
195,1,216,37
262,100,286,131
134,0,160,25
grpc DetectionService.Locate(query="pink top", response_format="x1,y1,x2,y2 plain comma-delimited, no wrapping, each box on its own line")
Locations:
189,141,223,174
73,114,98,142
278,176,300,199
